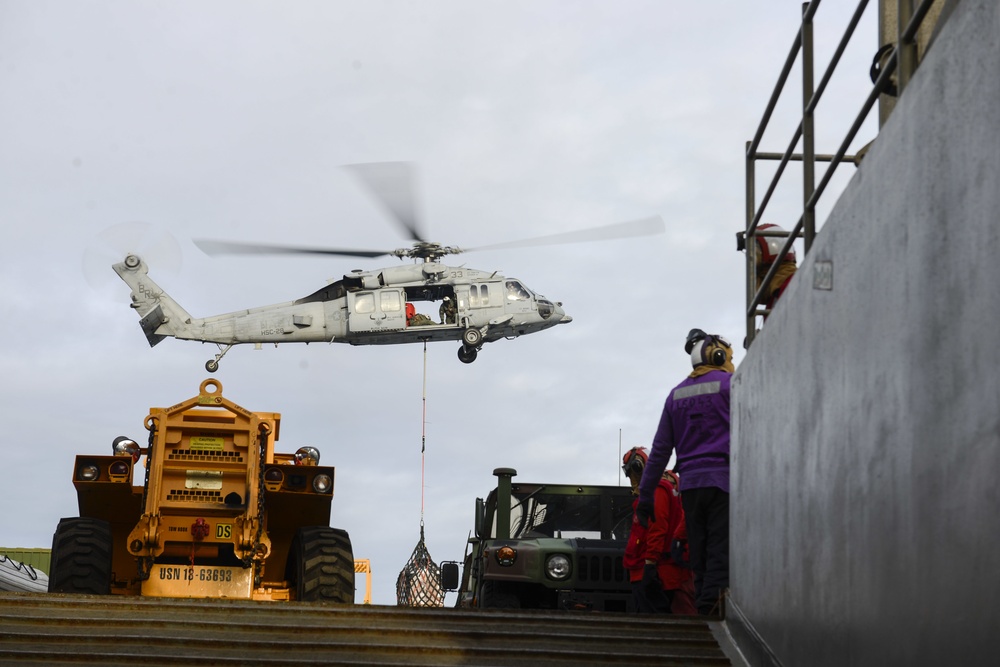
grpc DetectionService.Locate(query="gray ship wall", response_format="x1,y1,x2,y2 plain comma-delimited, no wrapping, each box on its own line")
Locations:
729,1,999,664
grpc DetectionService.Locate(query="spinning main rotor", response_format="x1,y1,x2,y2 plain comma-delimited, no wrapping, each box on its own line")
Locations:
193,162,665,264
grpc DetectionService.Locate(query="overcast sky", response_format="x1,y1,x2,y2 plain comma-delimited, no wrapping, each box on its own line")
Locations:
0,1,876,605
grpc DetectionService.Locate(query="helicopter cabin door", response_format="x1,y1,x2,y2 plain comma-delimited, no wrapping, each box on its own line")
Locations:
347,289,406,332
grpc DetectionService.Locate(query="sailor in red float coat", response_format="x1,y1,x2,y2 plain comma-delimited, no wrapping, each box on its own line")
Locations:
623,448,695,613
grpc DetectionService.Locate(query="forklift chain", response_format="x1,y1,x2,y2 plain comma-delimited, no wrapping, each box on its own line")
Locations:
135,422,157,582
241,423,270,586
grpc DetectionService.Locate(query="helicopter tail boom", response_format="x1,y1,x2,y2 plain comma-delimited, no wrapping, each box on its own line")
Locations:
113,255,196,347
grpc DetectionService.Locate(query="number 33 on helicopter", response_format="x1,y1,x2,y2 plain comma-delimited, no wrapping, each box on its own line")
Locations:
111,162,664,372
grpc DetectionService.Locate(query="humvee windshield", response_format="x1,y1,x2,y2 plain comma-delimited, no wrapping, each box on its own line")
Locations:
499,486,634,541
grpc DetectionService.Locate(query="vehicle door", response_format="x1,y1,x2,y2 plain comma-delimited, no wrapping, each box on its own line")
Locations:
347,289,406,332
467,282,504,323
453,286,470,326
502,279,534,315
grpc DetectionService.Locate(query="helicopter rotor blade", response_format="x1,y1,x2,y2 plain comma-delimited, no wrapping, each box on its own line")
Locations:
342,161,426,243
465,215,665,252
193,239,390,259
84,221,182,293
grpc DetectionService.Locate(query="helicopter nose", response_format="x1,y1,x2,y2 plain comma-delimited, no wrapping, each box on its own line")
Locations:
554,303,571,324
537,298,571,324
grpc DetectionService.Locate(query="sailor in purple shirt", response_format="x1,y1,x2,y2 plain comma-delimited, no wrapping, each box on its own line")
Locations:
637,328,734,616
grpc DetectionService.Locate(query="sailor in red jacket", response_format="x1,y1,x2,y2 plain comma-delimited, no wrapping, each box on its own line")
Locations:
754,223,797,317
622,446,696,614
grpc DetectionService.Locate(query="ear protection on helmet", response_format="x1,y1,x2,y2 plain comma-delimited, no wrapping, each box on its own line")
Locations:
622,446,648,477
708,342,726,367
687,331,731,367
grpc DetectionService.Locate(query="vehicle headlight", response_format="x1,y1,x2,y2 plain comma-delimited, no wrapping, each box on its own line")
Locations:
545,554,571,580
78,464,100,481
312,473,333,494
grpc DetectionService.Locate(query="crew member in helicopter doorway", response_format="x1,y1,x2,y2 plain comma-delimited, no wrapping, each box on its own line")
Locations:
636,328,734,616
438,296,456,324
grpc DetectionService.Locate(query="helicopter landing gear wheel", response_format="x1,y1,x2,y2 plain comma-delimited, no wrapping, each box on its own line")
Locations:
206,344,234,373
458,345,478,364
462,327,483,347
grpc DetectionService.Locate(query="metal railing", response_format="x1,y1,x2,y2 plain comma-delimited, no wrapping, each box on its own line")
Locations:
741,0,940,347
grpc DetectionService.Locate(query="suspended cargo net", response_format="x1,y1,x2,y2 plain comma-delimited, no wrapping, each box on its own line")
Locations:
396,342,445,607
396,526,445,607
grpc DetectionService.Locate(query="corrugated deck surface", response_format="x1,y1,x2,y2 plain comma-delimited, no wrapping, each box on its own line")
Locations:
0,592,733,666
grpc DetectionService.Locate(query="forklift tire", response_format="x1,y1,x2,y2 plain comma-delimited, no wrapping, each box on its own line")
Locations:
288,526,356,604
458,346,478,364
47,517,113,595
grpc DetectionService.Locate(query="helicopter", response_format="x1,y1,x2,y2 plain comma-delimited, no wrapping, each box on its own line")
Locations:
112,162,665,371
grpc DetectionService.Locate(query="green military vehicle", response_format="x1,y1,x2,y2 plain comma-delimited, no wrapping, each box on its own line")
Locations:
448,467,636,612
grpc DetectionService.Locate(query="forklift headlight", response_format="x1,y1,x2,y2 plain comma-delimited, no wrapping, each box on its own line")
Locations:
264,467,284,491
78,464,100,481
108,460,130,477
545,554,571,580
312,473,333,494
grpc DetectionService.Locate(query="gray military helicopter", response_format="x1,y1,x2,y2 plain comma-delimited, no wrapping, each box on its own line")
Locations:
112,162,664,371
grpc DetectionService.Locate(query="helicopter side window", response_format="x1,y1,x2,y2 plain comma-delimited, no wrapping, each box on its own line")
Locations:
380,291,401,312
506,280,530,302
469,284,490,308
355,293,375,314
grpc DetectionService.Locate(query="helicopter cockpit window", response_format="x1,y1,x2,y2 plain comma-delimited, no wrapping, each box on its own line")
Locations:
380,291,401,312
505,280,530,302
355,293,375,314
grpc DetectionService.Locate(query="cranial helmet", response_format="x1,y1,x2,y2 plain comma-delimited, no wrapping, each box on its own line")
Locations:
622,446,648,478
685,329,708,355
755,224,797,264
685,328,732,368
